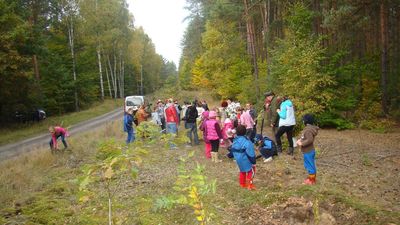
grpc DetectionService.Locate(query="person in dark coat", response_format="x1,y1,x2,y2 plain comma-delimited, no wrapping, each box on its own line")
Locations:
184,101,199,146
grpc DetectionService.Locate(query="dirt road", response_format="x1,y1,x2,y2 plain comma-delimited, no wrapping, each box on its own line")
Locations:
0,108,123,160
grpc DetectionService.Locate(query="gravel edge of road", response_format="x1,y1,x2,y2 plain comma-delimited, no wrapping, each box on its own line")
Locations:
0,108,123,161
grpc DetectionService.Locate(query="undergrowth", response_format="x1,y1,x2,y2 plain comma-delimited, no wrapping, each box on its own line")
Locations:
0,112,399,224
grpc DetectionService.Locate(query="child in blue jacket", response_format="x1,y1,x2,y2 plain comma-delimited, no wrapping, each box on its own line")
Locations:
124,108,135,144
230,125,256,190
254,134,277,163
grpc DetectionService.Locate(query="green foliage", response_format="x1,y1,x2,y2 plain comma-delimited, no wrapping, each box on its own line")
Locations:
0,0,174,124
0,1,32,122
192,19,253,101
155,151,216,224
179,14,205,90
270,3,335,118
359,118,395,133
180,0,400,129
78,139,148,223
317,112,355,130
96,139,123,160
135,121,164,143
286,2,315,39
77,123,191,223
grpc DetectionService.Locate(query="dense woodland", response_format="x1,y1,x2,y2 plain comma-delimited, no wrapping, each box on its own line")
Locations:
179,0,400,129
1,0,399,129
0,0,177,124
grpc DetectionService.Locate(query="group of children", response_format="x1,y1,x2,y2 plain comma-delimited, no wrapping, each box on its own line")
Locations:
49,96,319,190
196,99,319,190
194,101,259,190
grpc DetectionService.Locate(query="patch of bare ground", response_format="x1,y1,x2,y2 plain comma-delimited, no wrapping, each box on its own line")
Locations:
203,128,399,224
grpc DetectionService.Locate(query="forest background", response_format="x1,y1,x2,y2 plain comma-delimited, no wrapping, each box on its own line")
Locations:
1,0,399,130
0,0,178,124
179,0,400,131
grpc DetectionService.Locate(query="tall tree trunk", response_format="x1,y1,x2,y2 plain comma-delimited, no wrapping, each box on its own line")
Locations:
120,56,125,98
122,60,125,98
108,55,117,99
113,51,118,98
395,4,400,97
29,1,40,81
95,0,104,100
97,46,104,101
264,0,271,78
243,0,260,98
67,13,79,111
32,55,40,80
118,53,123,98
104,58,113,98
380,0,389,115
140,65,144,95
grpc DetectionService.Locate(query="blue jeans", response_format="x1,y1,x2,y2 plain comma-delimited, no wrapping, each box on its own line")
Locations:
126,130,135,144
303,150,316,175
49,134,67,149
166,123,178,148
166,123,178,134
186,122,199,145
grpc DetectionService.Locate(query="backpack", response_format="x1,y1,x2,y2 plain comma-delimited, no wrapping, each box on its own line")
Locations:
261,136,277,156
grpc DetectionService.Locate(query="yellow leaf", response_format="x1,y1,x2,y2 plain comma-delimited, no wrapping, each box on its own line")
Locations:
79,195,90,203
196,215,204,221
110,157,118,166
194,209,203,215
104,167,114,179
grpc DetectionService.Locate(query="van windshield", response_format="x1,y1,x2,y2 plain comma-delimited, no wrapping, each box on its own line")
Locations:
126,98,143,106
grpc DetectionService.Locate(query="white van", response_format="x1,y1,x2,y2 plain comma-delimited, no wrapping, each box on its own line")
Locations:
125,96,145,112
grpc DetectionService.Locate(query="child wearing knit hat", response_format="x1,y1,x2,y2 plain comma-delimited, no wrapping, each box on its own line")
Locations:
296,114,319,185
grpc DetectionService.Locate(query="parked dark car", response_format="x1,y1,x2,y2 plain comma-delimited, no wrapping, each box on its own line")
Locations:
15,109,46,123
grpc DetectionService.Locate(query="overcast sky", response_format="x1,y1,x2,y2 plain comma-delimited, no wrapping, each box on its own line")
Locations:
127,0,189,66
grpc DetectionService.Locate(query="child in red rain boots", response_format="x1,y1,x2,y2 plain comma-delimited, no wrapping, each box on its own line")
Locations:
296,114,319,185
230,125,256,190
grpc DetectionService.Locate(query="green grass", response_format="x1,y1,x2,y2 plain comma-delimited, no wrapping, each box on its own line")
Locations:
1,111,399,224
0,99,122,146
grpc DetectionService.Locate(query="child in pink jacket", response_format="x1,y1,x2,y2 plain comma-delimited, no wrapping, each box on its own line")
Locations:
222,118,234,147
204,111,223,163
199,111,211,159
49,126,69,150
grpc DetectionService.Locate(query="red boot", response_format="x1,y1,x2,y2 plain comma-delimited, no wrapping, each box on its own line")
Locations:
205,143,211,159
247,182,256,190
239,172,247,188
303,174,316,185
246,168,256,190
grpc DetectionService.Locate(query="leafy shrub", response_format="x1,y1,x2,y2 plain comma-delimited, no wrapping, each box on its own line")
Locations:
155,151,216,224
317,112,354,130
269,3,335,119
135,121,163,143
79,139,148,224
359,118,395,133
96,139,123,160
